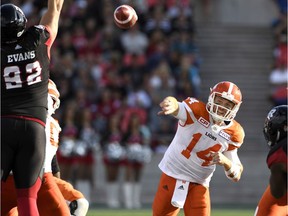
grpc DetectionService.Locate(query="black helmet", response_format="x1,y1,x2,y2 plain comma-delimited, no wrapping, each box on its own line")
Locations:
1,4,27,44
263,105,288,147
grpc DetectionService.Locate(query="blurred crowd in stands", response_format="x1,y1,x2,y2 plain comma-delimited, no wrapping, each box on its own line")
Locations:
3,0,286,208
4,0,202,207
269,0,287,106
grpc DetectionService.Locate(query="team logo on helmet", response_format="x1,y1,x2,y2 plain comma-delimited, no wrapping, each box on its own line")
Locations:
263,105,287,147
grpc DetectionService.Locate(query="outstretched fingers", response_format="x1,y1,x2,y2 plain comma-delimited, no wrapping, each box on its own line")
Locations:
158,98,176,115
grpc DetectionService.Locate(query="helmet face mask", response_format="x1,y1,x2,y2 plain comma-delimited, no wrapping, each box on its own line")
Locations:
1,4,27,44
48,79,60,114
263,105,288,147
206,81,242,122
208,94,236,121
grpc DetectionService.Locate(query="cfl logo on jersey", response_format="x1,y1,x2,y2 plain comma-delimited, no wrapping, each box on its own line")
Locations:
198,117,210,128
219,130,230,141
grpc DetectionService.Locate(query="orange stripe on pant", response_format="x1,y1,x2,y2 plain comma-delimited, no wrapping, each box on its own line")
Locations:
152,172,210,216
255,185,287,216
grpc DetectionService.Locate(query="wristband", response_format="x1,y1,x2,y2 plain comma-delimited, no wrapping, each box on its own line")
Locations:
225,163,241,180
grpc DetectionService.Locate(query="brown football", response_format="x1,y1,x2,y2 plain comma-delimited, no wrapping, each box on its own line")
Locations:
113,5,138,29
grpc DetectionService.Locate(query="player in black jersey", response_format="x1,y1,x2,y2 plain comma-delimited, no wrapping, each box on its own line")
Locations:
254,105,287,216
1,1,64,215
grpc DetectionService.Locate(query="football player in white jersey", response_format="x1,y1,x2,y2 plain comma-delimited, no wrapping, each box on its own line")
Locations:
40,79,89,216
152,81,245,216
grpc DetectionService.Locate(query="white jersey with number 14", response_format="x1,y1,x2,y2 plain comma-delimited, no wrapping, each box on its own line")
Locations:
159,97,245,187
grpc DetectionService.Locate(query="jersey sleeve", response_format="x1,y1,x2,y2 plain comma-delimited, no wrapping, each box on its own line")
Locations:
225,121,245,150
27,25,53,59
42,25,55,47
267,139,287,169
182,97,209,125
267,148,287,169
27,25,51,46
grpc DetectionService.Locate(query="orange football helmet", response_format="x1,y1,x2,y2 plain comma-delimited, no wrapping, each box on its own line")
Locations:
48,79,60,113
206,81,242,121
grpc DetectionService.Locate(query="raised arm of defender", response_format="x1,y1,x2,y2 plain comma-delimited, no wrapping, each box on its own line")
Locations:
40,0,64,38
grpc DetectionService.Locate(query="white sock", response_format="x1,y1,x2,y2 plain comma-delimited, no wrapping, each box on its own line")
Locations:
123,182,133,209
133,183,142,209
106,182,120,208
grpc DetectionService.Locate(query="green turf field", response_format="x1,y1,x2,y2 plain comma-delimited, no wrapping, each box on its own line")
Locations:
86,208,255,216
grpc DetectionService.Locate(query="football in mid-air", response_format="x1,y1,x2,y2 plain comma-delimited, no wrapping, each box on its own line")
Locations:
113,5,138,29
